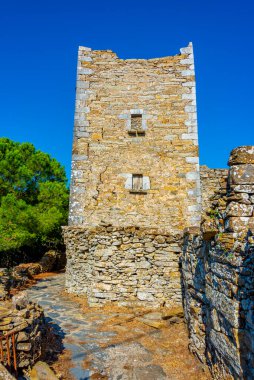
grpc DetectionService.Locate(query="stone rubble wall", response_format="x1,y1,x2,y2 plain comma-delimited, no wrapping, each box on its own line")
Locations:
0,268,10,300
63,225,182,307
0,294,46,373
182,146,254,379
69,42,201,232
200,165,228,215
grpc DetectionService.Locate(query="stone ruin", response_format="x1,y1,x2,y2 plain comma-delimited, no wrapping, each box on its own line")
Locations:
182,146,254,379
64,42,200,307
0,251,64,377
0,291,47,377
64,43,254,378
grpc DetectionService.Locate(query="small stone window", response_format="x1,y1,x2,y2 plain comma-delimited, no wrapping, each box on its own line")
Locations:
129,174,148,194
132,174,143,190
129,114,145,136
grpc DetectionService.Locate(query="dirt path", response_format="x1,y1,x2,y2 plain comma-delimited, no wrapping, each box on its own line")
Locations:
27,274,210,380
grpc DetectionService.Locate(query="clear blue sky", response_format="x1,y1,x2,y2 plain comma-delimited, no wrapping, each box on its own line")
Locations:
1,0,253,179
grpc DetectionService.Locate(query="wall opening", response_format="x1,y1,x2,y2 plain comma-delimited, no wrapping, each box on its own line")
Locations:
132,174,143,190
129,114,145,136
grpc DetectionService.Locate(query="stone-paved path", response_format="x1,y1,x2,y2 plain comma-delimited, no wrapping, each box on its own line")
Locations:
27,274,114,379
27,274,210,380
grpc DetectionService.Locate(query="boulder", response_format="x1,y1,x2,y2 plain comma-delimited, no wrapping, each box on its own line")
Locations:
39,250,58,272
30,361,58,380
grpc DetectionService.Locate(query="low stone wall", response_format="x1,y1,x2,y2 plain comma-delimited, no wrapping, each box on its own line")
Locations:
0,293,46,374
0,268,10,300
63,225,182,307
182,146,254,379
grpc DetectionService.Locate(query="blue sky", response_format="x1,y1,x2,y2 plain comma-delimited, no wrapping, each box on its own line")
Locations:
1,0,253,179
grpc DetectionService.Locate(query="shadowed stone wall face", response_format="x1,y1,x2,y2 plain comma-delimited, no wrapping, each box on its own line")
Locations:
182,146,254,379
64,43,201,307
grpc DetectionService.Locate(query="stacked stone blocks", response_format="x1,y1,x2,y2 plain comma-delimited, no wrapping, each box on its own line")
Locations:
64,225,182,307
65,42,202,307
182,146,254,379
68,42,201,230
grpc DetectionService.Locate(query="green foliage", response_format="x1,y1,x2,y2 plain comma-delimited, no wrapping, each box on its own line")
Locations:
0,138,69,257
227,253,235,260
209,208,220,219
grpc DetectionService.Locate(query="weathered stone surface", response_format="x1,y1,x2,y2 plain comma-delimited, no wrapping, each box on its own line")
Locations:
66,38,254,380
17,331,29,342
227,192,250,204
225,216,254,233
132,365,167,380
69,43,201,231
12,291,29,310
162,306,184,319
66,41,203,308
206,285,239,328
215,232,235,252
226,201,253,217
17,342,32,351
208,330,241,375
0,363,15,379
228,146,254,166
0,299,46,372
39,250,58,272
230,164,254,185
0,268,10,300
231,184,254,193
63,226,182,308
138,318,168,329
30,361,58,380
200,166,228,215
182,146,254,379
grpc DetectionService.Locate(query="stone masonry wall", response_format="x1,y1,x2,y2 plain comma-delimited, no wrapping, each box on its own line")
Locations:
68,42,201,232
0,295,46,373
182,146,254,379
200,165,228,215
63,225,182,307
65,42,202,305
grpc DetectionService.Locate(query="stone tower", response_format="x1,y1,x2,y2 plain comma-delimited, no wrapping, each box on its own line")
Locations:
63,43,201,307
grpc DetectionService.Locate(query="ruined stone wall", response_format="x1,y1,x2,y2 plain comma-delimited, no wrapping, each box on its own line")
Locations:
200,165,228,214
69,42,201,232
182,146,254,379
0,295,46,373
63,225,182,307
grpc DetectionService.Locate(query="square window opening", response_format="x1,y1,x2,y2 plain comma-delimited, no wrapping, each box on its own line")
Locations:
132,174,143,191
129,114,144,136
